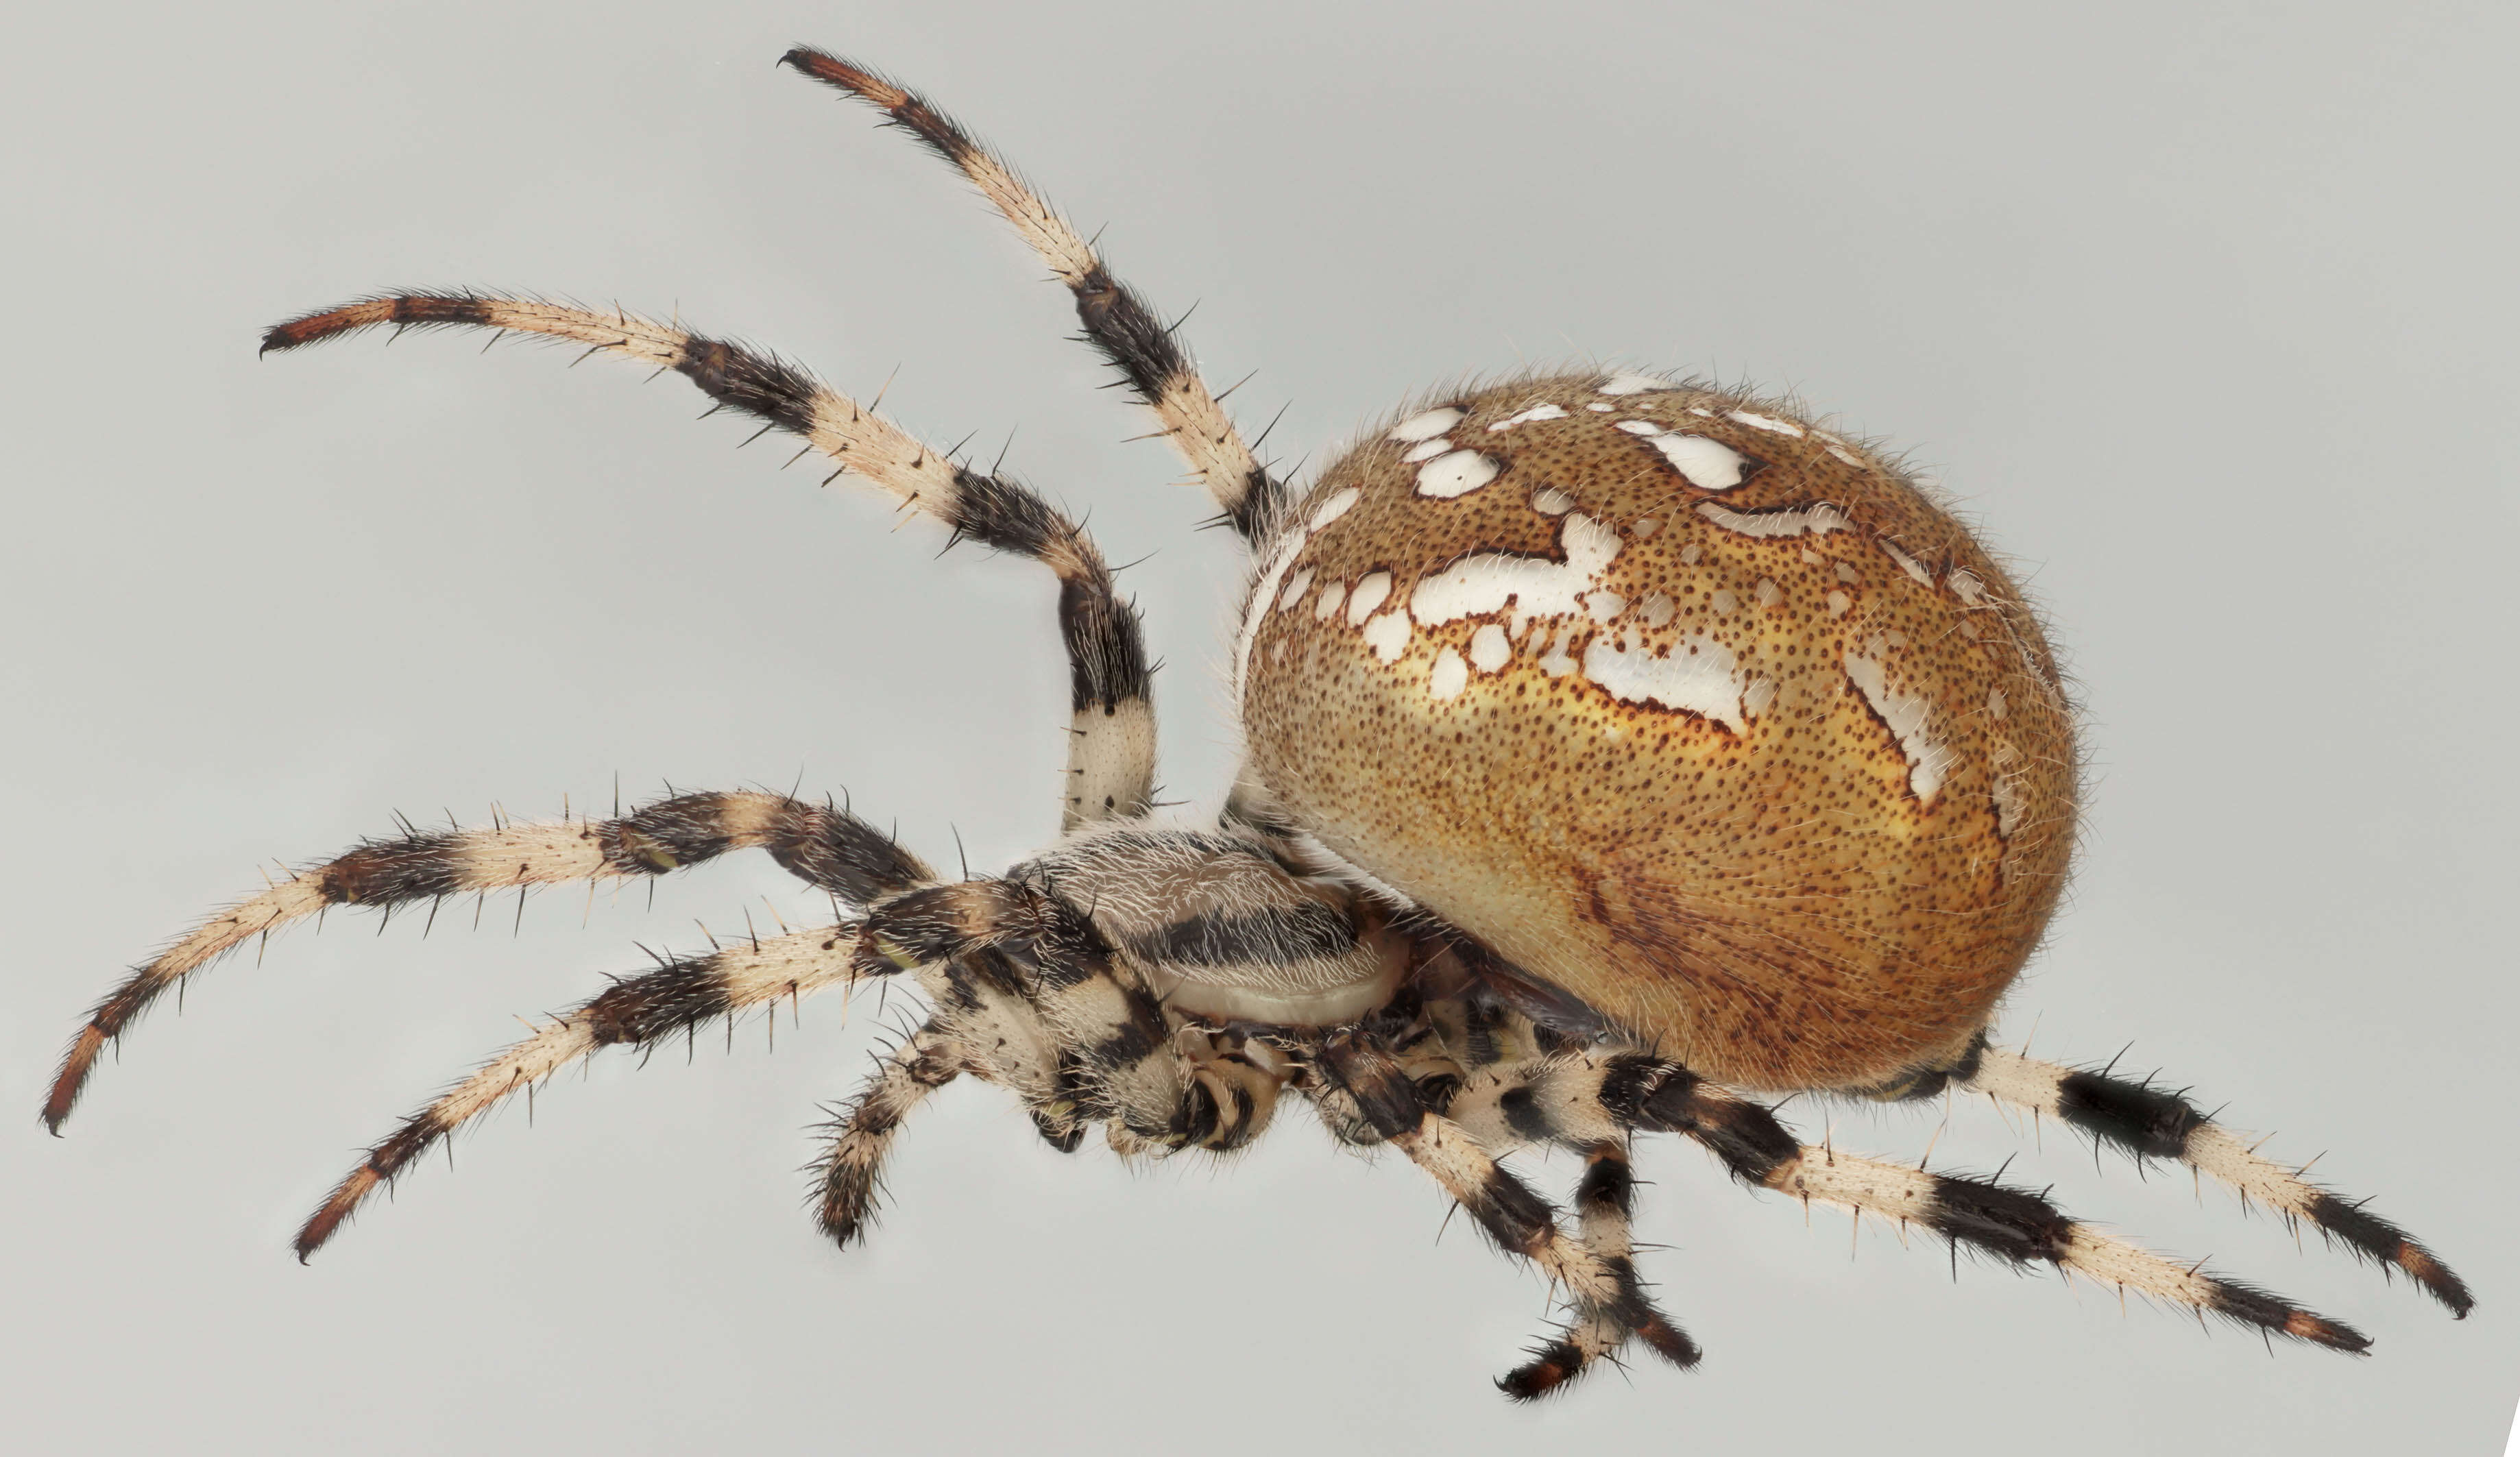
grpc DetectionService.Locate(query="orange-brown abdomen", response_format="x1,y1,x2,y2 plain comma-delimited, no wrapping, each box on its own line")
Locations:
1239,373,2077,1090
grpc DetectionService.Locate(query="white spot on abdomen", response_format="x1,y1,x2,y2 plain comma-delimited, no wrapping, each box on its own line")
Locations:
1532,487,1575,515
1536,624,1579,677
1415,450,1502,499
1468,624,1512,673
1843,652,1954,804
1991,763,2025,840
1307,487,1361,532
1647,434,1747,491
1409,513,1623,637
1727,409,1804,437
1388,407,1464,443
1401,437,1453,464
1598,373,1675,395
1346,572,1392,626
1879,539,1934,587
1361,611,1411,662
1695,500,1850,538
1428,646,1469,700
1235,531,1309,692
1276,567,1314,611
1489,404,1568,431
1584,628,1745,731
1314,580,1348,620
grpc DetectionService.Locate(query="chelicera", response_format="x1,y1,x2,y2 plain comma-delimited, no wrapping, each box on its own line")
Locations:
47,47,2468,1397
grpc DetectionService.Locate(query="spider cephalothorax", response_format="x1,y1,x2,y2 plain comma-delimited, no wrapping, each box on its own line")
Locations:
48,47,2467,1399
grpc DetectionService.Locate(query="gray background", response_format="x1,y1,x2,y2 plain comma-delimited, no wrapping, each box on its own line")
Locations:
6,2,2513,1452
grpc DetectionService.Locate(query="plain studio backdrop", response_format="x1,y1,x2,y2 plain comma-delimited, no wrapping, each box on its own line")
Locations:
5,3,2512,1453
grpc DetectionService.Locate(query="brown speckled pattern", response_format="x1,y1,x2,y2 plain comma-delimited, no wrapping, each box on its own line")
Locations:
1239,372,2077,1091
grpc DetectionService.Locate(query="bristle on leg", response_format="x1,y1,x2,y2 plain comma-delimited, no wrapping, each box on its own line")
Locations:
778,47,1285,539
297,922,871,1258
1968,1046,2472,1317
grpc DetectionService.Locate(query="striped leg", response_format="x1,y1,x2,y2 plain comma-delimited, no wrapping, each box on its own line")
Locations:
259,295,1155,831
298,921,871,1258
814,1019,965,1247
46,790,926,1131
780,48,1286,539
1316,1031,1680,1399
1966,1044,2472,1316
1444,1054,1699,1395
1599,1060,2377,1351
854,879,1196,1151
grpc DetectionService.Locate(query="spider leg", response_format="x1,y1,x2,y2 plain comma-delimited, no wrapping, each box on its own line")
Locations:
856,879,1198,1151
816,937,1170,1253
1315,1029,1687,1399
781,47,1285,540
261,295,1156,830
1440,1053,1701,1394
298,919,872,1258
46,789,925,1131
1498,1139,1699,1401
1965,1043,2472,1317
813,1018,965,1248
1591,1057,2376,1352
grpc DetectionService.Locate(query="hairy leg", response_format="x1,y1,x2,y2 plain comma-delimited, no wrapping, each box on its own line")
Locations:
261,294,1155,830
1589,1057,2375,1351
298,920,873,1258
856,879,1213,1151
814,1019,965,1247
1315,1029,1693,1398
1441,1045,1700,1394
47,789,924,1131
1966,1043,2471,1316
779,48,1285,539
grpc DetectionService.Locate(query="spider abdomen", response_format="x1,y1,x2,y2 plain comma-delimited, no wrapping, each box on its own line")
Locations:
1238,372,2079,1090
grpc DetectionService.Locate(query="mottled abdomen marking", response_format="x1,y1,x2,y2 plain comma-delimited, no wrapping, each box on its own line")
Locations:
1239,372,2076,1090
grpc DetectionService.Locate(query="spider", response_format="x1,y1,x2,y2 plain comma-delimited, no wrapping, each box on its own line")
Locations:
46,47,2469,1399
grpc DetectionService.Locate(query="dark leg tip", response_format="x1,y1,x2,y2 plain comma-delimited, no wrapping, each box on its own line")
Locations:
2397,1244,2476,1319
1630,1313,1703,1369
1497,1340,1586,1401
2286,1309,2374,1354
